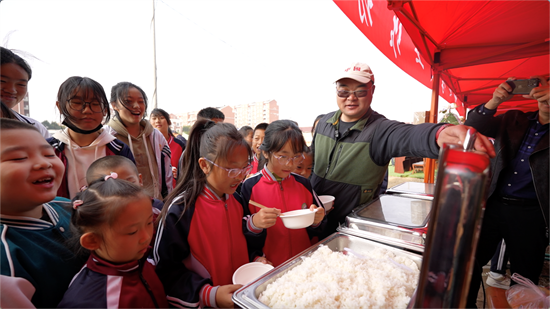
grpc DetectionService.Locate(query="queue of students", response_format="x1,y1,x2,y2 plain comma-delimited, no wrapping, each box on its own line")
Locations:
0,47,328,308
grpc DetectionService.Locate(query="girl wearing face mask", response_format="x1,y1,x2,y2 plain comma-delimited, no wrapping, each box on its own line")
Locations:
47,76,135,198
105,82,172,199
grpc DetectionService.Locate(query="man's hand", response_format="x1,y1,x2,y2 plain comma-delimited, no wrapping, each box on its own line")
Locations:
437,125,496,158
485,77,515,110
526,76,549,105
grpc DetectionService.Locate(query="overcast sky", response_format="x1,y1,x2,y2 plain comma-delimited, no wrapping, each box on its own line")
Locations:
0,0,450,128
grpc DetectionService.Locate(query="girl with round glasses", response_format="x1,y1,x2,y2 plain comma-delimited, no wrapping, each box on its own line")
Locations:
154,119,270,308
238,119,326,267
47,76,135,198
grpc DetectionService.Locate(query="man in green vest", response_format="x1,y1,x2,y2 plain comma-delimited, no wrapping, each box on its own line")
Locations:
310,62,495,239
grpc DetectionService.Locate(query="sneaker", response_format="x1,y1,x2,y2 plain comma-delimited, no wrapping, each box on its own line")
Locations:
486,271,511,289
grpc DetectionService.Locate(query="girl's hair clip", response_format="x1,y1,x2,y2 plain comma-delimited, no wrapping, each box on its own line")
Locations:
79,185,88,192
73,200,83,210
104,172,118,181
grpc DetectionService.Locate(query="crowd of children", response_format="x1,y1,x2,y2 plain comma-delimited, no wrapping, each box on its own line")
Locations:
0,47,326,308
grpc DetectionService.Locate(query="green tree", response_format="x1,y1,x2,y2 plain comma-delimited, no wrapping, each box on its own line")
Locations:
181,126,191,134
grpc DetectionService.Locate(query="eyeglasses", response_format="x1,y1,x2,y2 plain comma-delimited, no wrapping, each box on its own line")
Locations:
271,153,305,166
203,157,253,178
68,99,104,113
336,89,371,98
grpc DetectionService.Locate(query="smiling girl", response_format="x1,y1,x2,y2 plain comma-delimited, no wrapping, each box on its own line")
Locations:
239,120,326,267
0,47,50,138
150,108,185,185
57,175,168,308
106,82,172,199
154,119,267,308
47,77,134,198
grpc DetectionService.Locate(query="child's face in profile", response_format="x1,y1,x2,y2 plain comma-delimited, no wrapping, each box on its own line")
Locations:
294,153,313,179
95,194,154,263
201,144,250,198
251,129,265,156
245,131,253,146
1,129,64,217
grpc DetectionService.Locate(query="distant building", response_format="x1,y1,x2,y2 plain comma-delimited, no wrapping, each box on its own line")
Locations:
173,100,279,130
233,99,279,129
13,93,30,117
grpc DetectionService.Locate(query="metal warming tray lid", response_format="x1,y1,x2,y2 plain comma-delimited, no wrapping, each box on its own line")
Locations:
386,182,436,200
338,194,432,252
232,232,422,309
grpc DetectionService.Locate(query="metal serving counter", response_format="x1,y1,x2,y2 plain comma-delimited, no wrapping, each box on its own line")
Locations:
233,232,423,309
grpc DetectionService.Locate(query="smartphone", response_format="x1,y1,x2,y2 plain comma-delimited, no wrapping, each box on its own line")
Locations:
506,78,540,95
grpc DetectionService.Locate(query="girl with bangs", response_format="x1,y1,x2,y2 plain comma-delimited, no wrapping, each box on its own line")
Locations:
106,82,172,200
238,120,326,267
154,119,269,308
47,76,135,198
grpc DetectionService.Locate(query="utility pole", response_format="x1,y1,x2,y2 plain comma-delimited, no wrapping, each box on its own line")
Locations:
151,0,158,109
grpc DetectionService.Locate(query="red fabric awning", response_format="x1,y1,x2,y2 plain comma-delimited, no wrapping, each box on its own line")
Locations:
334,0,550,116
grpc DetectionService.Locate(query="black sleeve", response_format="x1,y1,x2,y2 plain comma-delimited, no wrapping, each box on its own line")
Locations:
464,104,502,138
369,119,442,166
153,204,212,308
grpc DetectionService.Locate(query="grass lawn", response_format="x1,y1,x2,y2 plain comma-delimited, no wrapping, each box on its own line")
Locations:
388,165,425,179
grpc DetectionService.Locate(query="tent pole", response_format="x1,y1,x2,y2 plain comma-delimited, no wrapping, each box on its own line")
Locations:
425,71,440,184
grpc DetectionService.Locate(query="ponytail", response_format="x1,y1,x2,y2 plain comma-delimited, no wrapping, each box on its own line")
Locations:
160,119,216,222
159,119,252,223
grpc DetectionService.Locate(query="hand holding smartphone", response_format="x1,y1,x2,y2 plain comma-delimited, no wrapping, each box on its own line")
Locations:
505,78,541,95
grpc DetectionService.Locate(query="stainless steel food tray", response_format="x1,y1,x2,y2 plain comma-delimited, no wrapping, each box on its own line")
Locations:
352,195,432,229
232,232,423,309
386,182,435,200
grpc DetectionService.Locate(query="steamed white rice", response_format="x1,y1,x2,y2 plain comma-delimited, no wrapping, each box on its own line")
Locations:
258,245,419,309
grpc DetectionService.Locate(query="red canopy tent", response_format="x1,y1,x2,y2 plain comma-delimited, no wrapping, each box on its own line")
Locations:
334,0,549,182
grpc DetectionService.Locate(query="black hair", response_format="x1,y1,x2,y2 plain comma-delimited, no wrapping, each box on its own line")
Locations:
150,108,174,136
253,122,269,133
159,119,252,222
312,114,325,134
258,120,306,170
0,118,39,132
239,126,253,137
1,47,32,80
57,76,110,124
110,82,148,124
197,107,225,121
86,156,138,184
67,176,148,257
1,101,17,119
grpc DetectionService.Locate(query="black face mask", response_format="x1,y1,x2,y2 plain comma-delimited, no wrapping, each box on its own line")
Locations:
62,119,103,135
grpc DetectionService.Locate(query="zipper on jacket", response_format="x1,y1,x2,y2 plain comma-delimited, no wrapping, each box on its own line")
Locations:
528,156,548,237
329,144,344,176
277,182,292,258
224,202,234,270
323,128,352,178
278,181,284,191
139,272,160,308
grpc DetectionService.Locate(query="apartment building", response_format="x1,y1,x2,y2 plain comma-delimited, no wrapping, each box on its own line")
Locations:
171,100,279,132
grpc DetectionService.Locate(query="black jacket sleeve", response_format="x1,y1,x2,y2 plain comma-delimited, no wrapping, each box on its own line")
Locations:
154,203,212,308
369,119,443,166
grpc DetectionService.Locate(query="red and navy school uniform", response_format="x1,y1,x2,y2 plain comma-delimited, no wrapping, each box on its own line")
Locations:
168,135,185,188
57,252,168,308
236,167,327,267
153,185,263,308
251,155,260,174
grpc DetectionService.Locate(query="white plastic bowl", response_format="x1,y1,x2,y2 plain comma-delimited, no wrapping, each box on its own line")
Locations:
318,195,335,211
279,208,318,229
232,262,274,285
